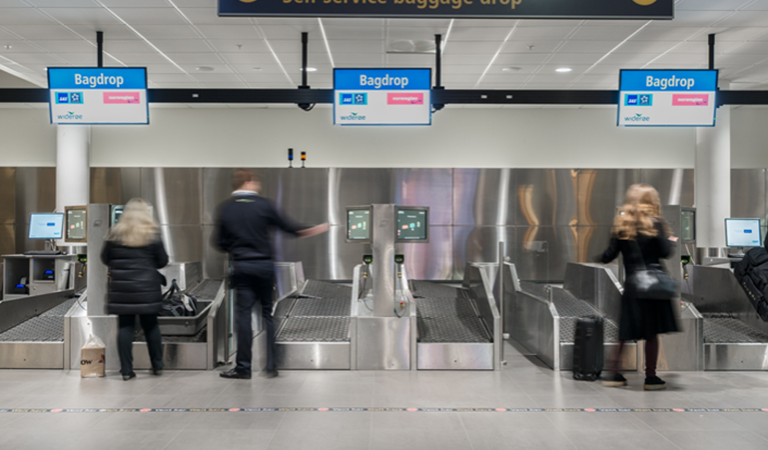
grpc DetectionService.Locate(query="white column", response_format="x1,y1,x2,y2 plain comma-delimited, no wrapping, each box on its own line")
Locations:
56,125,90,247
694,83,730,250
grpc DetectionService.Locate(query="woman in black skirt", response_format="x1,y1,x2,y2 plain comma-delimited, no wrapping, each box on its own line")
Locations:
598,184,679,390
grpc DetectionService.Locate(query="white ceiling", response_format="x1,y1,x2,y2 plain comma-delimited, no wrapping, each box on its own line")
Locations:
0,0,768,92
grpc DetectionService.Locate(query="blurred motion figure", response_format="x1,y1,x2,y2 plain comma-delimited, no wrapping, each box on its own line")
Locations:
597,184,679,390
101,198,169,381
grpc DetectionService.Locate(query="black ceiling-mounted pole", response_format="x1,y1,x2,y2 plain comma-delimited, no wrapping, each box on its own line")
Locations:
708,33,715,70
297,32,313,111
97,31,104,68
433,34,445,112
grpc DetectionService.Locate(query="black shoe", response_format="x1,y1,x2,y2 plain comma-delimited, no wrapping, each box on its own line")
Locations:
644,376,667,391
263,370,279,379
220,368,251,380
152,368,163,376
122,372,136,381
602,373,627,387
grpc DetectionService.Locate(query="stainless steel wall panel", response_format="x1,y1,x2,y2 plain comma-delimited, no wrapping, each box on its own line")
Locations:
453,169,515,226
394,169,453,225
0,223,14,257
642,169,695,207
328,168,392,225
140,168,202,225
89,168,141,206
731,169,766,221
452,226,513,280
0,167,15,225
515,169,577,227
576,169,641,228
576,226,613,265
159,225,202,264
14,168,56,253
516,226,576,282
202,225,226,280
202,168,234,225
271,168,329,225
275,226,363,280
398,226,453,280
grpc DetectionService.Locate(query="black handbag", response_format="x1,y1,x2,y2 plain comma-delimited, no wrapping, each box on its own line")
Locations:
626,241,678,300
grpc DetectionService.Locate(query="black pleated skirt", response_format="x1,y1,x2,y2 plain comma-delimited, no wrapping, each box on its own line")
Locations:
618,293,680,341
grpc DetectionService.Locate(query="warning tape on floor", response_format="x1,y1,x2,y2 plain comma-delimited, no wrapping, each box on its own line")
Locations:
0,407,766,414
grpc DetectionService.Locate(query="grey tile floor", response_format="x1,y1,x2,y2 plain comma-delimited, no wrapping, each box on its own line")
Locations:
1,341,767,450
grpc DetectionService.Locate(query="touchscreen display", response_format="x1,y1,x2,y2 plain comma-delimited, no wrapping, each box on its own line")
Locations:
347,209,371,241
397,209,427,241
66,209,87,241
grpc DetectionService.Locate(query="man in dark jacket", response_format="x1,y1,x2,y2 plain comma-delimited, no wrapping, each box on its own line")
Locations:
214,169,328,379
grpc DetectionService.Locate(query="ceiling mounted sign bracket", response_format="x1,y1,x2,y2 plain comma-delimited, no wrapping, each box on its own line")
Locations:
297,32,315,112
433,34,445,112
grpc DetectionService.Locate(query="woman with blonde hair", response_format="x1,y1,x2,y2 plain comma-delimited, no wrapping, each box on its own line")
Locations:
598,184,679,390
101,198,169,380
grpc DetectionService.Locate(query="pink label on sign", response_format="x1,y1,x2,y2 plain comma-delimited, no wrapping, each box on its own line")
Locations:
672,94,709,106
103,92,141,104
387,93,424,105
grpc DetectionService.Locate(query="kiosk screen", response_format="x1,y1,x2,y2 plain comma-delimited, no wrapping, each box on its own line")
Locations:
725,218,762,248
111,205,124,225
28,213,64,239
681,210,695,242
347,209,371,241
396,208,428,242
65,207,88,242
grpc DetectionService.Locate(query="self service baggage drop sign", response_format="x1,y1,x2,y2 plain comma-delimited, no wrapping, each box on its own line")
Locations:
334,69,431,126
48,67,149,125
618,69,718,127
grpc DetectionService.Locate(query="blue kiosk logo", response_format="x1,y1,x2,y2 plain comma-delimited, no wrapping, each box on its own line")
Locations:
55,92,83,104
625,94,653,106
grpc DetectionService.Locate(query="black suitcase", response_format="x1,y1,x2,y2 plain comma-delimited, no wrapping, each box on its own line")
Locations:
734,248,768,322
572,316,604,381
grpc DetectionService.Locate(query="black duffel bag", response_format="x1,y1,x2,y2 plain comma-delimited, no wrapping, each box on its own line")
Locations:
734,247,768,322
160,279,198,317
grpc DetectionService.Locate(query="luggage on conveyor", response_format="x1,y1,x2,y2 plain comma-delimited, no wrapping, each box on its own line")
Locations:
734,248,768,322
572,316,604,381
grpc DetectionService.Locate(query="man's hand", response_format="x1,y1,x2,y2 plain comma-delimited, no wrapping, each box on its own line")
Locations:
298,222,330,238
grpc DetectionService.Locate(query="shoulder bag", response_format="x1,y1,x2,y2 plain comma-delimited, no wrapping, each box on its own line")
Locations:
626,240,678,300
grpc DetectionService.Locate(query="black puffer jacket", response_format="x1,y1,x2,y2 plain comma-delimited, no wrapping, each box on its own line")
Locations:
100,238,169,315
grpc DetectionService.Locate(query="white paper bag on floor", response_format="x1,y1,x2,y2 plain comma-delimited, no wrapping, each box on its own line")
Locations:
80,334,105,378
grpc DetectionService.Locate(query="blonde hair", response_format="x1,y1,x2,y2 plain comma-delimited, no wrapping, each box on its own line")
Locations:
612,184,665,240
108,198,159,247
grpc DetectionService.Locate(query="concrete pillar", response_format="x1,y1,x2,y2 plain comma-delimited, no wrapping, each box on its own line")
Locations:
694,83,730,251
55,125,90,214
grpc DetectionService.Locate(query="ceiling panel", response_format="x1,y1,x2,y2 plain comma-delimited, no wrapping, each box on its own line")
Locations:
0,7,55,25
129,24,200,39
194,25,261,39
38,7,120,26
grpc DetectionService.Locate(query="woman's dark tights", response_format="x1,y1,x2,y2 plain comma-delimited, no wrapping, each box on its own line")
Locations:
611,335,659,378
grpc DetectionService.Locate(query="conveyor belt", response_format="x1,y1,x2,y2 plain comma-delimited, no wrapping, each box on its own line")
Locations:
276,280,351,343
703,314,768,344
413,281,492,344
0,298,76,342
551,288,619,343
519,281,550,300
189,279,222,300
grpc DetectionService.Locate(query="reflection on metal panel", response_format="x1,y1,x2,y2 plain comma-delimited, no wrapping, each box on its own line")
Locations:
159,225,202,264
453,169,515,226
576,226,613,266
394,169,453,225
398,226,452,280
643,169,695,207
89,168,141,205
202,168,234,225
0,167,15,225
141,168,202,225
202,225,226,280
731,169,766,221
329,168,392,225
14,168,56,253
576,169,640,228
272,168,329,225
516,169,576,227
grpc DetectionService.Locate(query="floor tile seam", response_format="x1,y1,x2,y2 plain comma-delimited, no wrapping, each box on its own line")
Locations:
455,409,477,450
159,427,188,450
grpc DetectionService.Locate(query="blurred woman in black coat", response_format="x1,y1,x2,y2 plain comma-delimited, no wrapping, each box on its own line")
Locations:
599,184,679,391
101,198,169,380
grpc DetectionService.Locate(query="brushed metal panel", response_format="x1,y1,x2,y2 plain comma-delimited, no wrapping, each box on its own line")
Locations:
576,169,641,227
398,226,453,280
0,167,15,224
453,169,515,226
141,168,202,225
89,168,141,205
643,169,695,207
15,168,56,253
0,342,63,369
202,168,234,225
515,169,578,227
417,343,493,370
0,223,14,260
704,343,768,371
394,169,453,225
272,168,329,225
576,226,613,265
731,169,766,220
276,225,365,280
452,226,514,280
160,225,202,264
202,224,226,280
329,168,392,225
559,342,637,372
372,204,396,317
276,342,350,370
516,226,576,282
356,316,410,370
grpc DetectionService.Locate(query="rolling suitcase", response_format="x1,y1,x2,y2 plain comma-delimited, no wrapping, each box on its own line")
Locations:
572,316,604,381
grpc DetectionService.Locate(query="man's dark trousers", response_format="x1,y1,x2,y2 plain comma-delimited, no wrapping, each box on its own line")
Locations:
231,260,275,376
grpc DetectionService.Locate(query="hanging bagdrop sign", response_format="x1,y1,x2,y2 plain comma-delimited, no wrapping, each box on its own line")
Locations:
219,0,673,19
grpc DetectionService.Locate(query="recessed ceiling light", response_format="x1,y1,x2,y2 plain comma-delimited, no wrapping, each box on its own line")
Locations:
502,67,521,72
3,45,11,50
196,66,214,72
556,67,573,73
252,67,262,71
301,67,318,72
